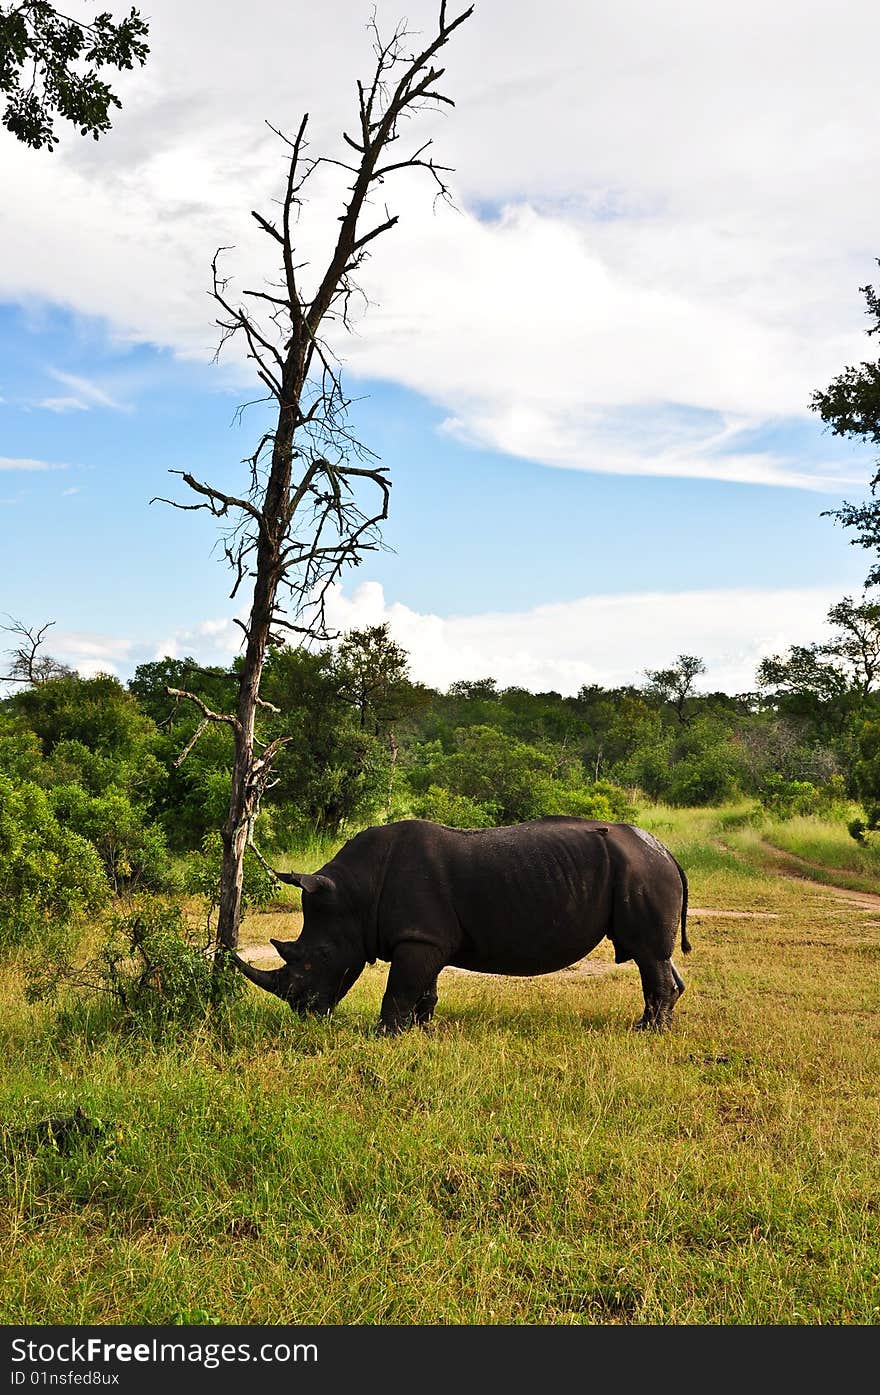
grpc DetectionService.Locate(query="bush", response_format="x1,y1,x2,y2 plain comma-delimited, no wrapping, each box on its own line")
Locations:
409,784,497,828
666,745,742,806
48,782,172,892
0,775,109,946
27,896,240,1027
543,778,636,822
760,772,850,820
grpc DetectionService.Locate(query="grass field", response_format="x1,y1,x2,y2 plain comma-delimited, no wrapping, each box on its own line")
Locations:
1,806,878,1324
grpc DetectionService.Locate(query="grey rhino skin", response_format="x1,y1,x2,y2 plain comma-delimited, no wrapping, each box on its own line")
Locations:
234,816,691,1032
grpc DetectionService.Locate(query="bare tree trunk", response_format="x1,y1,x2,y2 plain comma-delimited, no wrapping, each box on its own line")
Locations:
158,4,473,959
385,727,399,815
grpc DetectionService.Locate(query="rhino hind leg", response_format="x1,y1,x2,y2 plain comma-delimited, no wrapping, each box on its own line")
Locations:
633,955,683,1032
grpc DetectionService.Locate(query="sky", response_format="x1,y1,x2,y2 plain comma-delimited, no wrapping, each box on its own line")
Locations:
2,0,879,696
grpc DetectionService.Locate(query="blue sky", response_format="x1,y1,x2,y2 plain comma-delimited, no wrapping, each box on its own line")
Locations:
2,0,879,693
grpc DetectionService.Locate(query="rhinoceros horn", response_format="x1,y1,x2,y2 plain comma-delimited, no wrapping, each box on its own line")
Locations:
231,953,285,995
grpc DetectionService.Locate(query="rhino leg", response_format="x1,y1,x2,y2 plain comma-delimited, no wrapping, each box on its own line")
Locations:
633,956,682,1031
414,975,439,1027
379,943,445,1034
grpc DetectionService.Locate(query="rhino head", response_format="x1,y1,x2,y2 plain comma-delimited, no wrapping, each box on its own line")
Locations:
232,869,365,1014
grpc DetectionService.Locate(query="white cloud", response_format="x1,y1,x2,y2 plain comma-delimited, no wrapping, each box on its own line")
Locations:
48,370,125,410
42,631,131,680
0,456,67,471
320,581,843,695
150,615,243,666
75,659,120,679
39,396,89,413
0,1,878,489
76,579,842,697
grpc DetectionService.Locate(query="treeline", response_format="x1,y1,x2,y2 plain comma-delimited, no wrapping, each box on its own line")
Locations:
3,595,880,946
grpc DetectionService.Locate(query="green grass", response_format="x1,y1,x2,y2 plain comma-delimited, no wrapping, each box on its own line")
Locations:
1,808,879,1324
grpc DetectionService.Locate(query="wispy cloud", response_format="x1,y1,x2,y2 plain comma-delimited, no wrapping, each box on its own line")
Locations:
39,395,89,414
37,369,126,414
0,456,67,471
61,486,80,496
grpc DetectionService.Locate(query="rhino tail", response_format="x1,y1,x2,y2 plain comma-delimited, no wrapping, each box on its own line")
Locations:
674,857,691,954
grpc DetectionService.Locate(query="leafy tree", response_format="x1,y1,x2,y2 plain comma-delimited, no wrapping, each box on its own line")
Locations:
48,781,170,892
128,659,237,849
128,657,234,729
644,655,706,725
756,644,851,735
813,267,880,584
756,594,880,760
823,594,880,694
260,645,390,841
0,713,44,782
612,728,675,799
8,671,157,764
0,773,108,945
0,2,149,150
664,717,745,806
446,678,500,703
333,624,414,732
846,720,880,840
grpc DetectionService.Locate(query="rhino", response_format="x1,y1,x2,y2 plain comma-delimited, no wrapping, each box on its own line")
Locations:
233,816,691,1032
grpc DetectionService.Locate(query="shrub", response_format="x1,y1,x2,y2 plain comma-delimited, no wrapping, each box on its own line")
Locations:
27,896,240,1026
760,772,851,821
544,778,636,822
48,782,172,892
0,775,109,946
409,784,497,828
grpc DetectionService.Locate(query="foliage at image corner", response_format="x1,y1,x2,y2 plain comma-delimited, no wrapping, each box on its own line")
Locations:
0,2,150,151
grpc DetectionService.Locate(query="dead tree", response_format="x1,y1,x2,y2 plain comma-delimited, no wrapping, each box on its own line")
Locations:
156,3,473,959
1,616,73,687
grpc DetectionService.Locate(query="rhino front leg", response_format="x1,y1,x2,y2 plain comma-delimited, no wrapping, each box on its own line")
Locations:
414,974,439,1027
633,956,682,1031
379,944,445,1034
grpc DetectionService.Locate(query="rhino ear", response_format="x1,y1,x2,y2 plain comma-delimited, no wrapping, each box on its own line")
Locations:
275,871,335,895
270,937,300,963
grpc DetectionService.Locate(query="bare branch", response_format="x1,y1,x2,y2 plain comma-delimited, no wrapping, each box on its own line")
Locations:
166,686,240,731
172,717,210,769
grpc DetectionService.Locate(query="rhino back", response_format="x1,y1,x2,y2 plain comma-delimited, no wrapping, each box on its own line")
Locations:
372,818,618,973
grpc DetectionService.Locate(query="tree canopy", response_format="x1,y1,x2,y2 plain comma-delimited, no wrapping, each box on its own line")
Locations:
813,267,880,585
0,2,149,150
